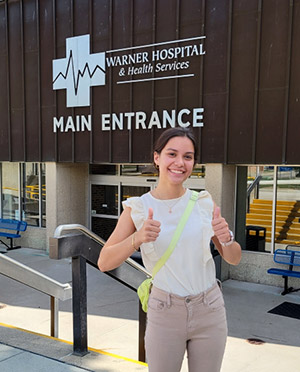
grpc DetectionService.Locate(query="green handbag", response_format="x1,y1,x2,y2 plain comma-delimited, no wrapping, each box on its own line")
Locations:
137,190,199,312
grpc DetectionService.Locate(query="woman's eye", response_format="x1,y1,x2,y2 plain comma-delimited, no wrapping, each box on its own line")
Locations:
185,155,193,160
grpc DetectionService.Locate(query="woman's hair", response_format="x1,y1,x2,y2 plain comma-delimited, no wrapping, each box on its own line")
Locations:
153,127,198,165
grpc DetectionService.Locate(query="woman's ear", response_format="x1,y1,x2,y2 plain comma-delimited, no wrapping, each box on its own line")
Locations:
153,151,159,167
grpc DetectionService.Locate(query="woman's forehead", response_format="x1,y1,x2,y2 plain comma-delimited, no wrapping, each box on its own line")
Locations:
163,136,194,151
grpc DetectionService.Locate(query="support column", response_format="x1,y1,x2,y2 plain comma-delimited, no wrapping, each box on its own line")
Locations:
72,255,88,356
205,164,237,280
46,163,89,251
235,166,247,250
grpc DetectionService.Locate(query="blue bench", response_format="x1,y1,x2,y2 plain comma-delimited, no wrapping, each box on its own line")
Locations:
0,218,27,251
267,247,300,295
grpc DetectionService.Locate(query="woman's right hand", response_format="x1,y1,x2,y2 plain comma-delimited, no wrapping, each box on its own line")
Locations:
136,208,161,244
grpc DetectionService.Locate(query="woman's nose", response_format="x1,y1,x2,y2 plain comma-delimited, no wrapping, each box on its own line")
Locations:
174,156,184,166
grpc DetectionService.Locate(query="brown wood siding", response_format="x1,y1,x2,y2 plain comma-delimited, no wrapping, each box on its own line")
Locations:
0,3,10,160
0,0,299,165
286,0,300,164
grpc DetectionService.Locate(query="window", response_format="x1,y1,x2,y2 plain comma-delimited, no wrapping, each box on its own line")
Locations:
0,162,46,227
241,165,300,253
1,163,19,219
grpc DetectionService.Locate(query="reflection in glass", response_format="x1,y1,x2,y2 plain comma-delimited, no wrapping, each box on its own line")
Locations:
41,164,46,227
2,163,19,219
21,163,40,226
121,165,158,176
92,185,118,215
92,217,117,241
90,164,117,175
121,186,150,211
190,165,205,179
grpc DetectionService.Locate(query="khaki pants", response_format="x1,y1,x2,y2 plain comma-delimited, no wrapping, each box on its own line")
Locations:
145,282,228,372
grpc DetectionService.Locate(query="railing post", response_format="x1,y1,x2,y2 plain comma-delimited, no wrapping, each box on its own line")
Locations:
72,256,88,356
50,296,59,338
138,303,146,362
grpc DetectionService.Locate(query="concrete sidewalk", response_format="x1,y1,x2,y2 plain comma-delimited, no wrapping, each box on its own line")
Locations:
0,247,300,371
0,342,91,372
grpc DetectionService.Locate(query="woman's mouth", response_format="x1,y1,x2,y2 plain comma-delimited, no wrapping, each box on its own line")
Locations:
169,169,184,174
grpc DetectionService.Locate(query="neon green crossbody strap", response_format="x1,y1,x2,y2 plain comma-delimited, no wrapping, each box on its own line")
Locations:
152,190,199,278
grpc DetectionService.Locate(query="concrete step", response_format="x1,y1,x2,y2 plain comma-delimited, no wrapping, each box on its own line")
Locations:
247,199,300,244
247,212,300,220
0,324,148,372
249,207,300,216
252,199,300,206
246,222,300,234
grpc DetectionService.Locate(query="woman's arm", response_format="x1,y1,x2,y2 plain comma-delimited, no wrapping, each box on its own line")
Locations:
211,204,241,266
97,207,136,272
98,207,160,272
211,236,241,265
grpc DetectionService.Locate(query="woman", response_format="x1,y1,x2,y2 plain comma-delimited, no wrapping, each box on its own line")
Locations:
98,127,241,372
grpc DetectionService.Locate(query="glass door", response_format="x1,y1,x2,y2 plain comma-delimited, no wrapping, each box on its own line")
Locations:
90,176,156,240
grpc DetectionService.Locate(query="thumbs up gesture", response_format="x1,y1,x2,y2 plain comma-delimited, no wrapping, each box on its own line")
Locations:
212,205,231,245
137,208,161,243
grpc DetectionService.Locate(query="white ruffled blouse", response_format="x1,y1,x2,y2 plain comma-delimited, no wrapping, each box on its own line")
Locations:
122,189,217,296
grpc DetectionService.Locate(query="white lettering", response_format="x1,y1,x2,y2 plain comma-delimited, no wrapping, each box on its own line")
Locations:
199,43,206,55
184,45,193,56
81,115,91,131
148,111,162,129
65,116,76,132
193,108,204,127
174,47,182,58
102,114,111,131
162,110,176,128
53,107,205,133
106,56,120,67
122,55,129,65
112,113,123,130
178,109,191,128
153,48,161,62
191,44,200,56
135,112,147,129
53,117,64,132
124,112,135,130
106,52,150,67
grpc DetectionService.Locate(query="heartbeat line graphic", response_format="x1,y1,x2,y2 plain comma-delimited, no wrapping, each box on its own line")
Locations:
53,50,105,95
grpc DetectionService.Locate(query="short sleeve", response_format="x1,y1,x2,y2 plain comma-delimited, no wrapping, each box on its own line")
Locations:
197,191,214,264
122,197,145,230
197,190,214,216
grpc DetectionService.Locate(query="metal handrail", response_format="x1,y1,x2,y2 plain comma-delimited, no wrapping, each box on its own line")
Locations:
247,175,262,213
247,175,262,196
0,253,72,337
54,223,151,277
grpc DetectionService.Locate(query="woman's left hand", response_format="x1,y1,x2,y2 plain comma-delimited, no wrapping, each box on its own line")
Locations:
211,205,231,245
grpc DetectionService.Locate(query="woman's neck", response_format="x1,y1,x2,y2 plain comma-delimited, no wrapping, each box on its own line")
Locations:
153,184,186,200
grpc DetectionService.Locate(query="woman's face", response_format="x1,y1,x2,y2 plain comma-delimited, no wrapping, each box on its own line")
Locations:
154,136,195,186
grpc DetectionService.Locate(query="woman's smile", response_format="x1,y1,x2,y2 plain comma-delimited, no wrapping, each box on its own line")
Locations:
154,136,194,186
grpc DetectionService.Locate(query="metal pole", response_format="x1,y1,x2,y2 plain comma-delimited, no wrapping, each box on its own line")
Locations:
39,163,43,227
72,256,88,356
138,303,146,363
50,296,59,338
255,166,260,199
271,166,278,254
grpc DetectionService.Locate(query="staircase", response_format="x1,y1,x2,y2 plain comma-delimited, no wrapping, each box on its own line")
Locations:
246,199,300,245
